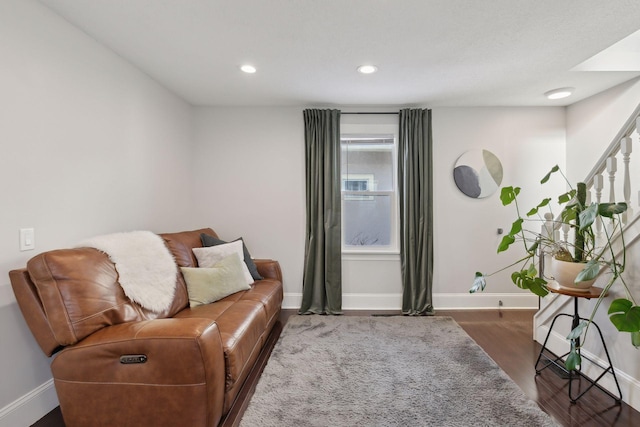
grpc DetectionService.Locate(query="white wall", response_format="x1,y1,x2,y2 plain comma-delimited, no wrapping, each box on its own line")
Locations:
566,76,640,183
192,106,567,311
433,108,566,308
191,107,306,308
0,1,194,425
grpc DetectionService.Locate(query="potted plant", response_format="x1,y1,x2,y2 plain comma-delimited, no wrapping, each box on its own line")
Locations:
470,165,640,370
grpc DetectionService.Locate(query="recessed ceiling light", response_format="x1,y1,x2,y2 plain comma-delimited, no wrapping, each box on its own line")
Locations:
357,65,378,74
240,65,257,74
544,87,574,100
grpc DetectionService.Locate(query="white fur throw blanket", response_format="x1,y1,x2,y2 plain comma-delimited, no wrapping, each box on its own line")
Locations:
78,231,177,313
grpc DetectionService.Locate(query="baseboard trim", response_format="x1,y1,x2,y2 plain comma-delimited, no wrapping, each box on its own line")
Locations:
0,378,58,427
283,292,539,311
433,293,539,310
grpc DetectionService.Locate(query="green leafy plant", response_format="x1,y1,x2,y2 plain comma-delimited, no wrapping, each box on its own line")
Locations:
471,165,640,370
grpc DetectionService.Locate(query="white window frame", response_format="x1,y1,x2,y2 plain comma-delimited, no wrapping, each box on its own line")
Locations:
340,123,399,255
342,174,375,200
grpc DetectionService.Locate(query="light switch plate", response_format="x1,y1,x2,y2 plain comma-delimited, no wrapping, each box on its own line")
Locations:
20,228,35,251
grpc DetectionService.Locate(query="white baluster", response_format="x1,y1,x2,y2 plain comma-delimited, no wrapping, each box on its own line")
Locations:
621,136,633,223
542,212,557,241
607,156,617,203
562,222,570,243
594,174,604,239
541,212,558,278
606,156,618,234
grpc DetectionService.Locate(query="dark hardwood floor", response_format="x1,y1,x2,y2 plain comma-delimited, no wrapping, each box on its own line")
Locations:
33,309,640,427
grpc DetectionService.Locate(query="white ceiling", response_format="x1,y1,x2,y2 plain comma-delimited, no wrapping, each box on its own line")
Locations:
38,0,640,107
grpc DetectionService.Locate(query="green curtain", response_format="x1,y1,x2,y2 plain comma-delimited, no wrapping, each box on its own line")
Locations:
398,108,434,315
299,109,342,315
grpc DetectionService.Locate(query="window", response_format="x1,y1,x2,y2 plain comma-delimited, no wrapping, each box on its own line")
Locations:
341,132,398,253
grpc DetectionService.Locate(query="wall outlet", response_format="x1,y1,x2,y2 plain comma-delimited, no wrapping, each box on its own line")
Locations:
19,228,35,251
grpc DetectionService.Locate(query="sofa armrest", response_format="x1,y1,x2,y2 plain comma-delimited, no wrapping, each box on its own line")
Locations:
51,318,226,427
9,268,61,356
253,259,283,282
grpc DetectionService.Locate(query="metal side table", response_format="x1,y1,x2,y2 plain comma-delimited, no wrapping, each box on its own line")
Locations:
535,283,622,404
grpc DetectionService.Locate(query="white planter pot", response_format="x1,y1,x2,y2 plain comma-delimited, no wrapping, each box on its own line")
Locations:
549,258,597,292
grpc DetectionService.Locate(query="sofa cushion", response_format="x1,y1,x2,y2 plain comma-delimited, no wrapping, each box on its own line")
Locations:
239,279,283,329
26,248,187,347
159,228,220,314
181,254,251,307
192,241,253,285
79,230,178,313
175,300,267,393
200,234,263,281
160,228,217,268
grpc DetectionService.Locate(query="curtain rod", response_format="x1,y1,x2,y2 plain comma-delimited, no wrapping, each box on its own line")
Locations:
341,112,399,115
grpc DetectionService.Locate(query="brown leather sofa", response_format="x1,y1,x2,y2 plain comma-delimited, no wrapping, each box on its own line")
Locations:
9,228,283,427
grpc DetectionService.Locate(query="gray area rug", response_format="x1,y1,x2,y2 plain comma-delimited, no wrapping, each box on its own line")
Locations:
240,316,557,427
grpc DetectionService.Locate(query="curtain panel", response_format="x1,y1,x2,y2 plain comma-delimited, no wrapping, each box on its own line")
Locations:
300,109,342,315
398,108,434,315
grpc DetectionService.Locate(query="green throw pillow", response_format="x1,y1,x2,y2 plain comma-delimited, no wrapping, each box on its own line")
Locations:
181,254,251,308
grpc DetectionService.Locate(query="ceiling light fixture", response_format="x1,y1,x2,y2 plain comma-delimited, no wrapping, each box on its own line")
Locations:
544,87,574,100
357,65,378,74
240,65,257,74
